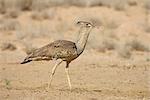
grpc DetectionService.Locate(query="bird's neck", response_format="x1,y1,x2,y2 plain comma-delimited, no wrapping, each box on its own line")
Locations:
75,27,93,55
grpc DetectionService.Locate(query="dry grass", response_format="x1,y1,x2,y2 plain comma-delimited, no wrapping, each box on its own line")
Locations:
116,38,150,59
101,38,116,51
0,42,17,51
0,0,144,12
0,0,5,14
24,45,37,55
143,0,150,33
31,11,47,21
16,22,49,39
0,18,20,31
3,9,20,19
127,39,150,52
0,2,150,99
31,10,55,21
145,26,150,33
105,20,120,29
113,0,127,11
4,79,11,89
20,40,37,54
0,0,32,11
117,42,132,59
144,0,150,10
90,35,117,52
127,0,137,6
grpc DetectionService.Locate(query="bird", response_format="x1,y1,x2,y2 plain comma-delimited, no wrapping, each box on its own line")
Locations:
21,21,96,90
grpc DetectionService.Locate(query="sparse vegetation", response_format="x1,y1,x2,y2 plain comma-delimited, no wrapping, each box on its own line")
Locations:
3,9,20,19
4,79,11,89
127,39,150,52
101,38,116,50
117,39,149,58
144,0,150,10
146,58,150,62
106,21,119,29
113,0,126,11
145,26,150,33
144,0,150,33
0,42,16,51
15,21,57,40
24,43,37,55
31,11,45,21
0,0,150,99
128,0,137,6
0,0,5,14
91,37,116,53
0,18,20,31
0,0,133,11
117,43,132,59
31,10,55,21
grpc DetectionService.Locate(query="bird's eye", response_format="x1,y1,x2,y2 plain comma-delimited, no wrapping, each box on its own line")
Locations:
86,23,91,27
54,45,59,48
77,22,80,24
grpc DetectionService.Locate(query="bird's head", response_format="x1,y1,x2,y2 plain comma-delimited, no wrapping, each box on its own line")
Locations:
76,21,94,28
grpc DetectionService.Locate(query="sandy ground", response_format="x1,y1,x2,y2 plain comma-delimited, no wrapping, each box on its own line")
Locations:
0,5,150,100
0,51,150,100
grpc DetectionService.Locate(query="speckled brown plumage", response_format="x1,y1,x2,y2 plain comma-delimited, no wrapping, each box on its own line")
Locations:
21,40,78,64
21,21,95,90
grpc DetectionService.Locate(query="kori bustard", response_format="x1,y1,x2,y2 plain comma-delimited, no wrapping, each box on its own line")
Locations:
21,21,96,90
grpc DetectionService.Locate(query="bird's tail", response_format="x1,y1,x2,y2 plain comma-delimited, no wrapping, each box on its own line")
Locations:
20,55,33,64
20,59,32,64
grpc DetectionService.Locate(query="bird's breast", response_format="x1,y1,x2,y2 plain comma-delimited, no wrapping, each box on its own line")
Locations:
52,48,78,62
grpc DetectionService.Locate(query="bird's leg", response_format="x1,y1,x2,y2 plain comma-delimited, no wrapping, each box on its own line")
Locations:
48,59,63,89
65,62,72,90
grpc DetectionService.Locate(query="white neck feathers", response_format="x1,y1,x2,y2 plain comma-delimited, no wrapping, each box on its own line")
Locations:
75,26,93,55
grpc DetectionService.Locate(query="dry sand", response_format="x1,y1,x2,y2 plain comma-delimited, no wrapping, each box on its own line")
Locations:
0,5,150,100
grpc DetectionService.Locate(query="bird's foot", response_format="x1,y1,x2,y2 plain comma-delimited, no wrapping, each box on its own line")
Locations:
69,87,72,91
44,83,52,92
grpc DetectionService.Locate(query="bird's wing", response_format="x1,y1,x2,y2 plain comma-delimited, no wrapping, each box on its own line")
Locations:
23,40,77,61
47,40,77,60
